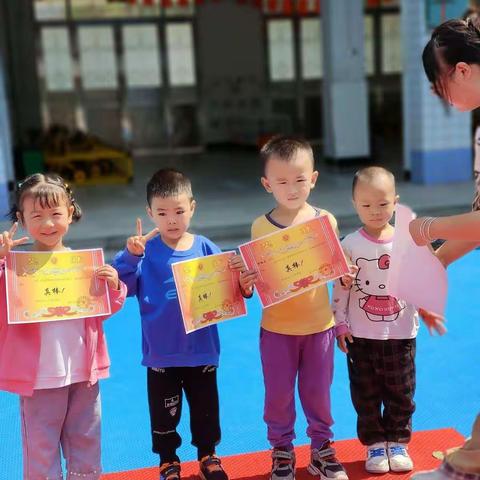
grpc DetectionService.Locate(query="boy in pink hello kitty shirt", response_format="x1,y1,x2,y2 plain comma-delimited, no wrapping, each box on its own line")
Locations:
332,167,418,475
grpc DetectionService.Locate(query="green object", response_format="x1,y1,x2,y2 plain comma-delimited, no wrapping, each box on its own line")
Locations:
22,150,44,176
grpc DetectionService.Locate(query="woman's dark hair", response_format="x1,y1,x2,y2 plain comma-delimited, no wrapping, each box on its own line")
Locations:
423,13,480,99
9,173,82,223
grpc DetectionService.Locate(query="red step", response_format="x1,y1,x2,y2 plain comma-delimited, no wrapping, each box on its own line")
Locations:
102,428,464,480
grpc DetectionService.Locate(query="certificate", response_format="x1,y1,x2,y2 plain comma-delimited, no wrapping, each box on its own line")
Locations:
172,251,247,334
5,249,111,324
239,216,349,308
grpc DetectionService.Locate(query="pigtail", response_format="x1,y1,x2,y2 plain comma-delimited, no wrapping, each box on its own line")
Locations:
63,182,82,222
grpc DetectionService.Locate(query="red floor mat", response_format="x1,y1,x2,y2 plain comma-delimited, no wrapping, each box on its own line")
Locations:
102,428,464,480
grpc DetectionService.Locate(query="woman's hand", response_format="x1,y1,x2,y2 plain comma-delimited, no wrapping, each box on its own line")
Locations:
409,218,429,246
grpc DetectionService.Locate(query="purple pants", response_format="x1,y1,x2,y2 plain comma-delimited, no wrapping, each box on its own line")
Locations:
20,382,101,480
260,327,335,450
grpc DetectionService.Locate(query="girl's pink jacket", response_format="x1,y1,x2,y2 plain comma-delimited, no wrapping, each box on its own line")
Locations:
0,262,127,396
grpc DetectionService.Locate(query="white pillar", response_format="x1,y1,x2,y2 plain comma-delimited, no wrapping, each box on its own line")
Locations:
401,0,471,184
321,0,370,160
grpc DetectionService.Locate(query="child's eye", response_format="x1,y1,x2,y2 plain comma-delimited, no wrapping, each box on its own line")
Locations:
297,179,306,183
362,205,370,208
176,210,185,214
158,213,165,216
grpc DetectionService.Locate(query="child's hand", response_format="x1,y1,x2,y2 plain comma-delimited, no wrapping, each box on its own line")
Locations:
418,307,447,336
239,269,258,297
126,218,159,256
340,265,358,290
95,265,120,290
0,223,29,258
229,254,246,271
336,333,353,353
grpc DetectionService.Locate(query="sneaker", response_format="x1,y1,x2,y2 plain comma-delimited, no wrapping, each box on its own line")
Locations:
160,462,181,480
308,441,349,480
270,448,296,480
365,442,389,474
387,442,413,472
199,455,228,480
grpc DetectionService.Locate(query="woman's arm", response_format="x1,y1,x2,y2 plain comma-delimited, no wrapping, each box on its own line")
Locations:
410,211,480,245
435,239,480,267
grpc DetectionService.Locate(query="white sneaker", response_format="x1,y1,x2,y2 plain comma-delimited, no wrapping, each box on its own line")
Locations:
387,442,413,472
365,442,389,474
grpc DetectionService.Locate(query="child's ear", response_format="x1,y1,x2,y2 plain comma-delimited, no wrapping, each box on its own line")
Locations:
146,205,154,220
394,194,400,204
311,171,319,188
261,177,272,193
67,205,74,224
190,199,196,214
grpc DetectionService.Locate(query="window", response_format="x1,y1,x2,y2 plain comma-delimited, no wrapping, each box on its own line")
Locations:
381,13,402,74
267,19,295,81
364,15,375,75
300,18,322,80
41,27,74,91
78,26,118,89
34,0,66,20
166,23,196,86
123,25,162,88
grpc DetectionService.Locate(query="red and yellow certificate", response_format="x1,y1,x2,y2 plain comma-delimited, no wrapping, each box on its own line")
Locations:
239,216,349,308
172,251,247,334
5,249,111,324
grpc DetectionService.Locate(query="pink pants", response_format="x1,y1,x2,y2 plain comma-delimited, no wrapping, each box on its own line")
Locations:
20,381,101,480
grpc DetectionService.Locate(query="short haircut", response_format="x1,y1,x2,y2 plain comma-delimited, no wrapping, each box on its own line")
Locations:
260,134,314,174
146,168,193,206
352,166,396,196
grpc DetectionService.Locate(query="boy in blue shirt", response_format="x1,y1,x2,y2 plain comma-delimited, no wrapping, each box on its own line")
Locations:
113,169,227,480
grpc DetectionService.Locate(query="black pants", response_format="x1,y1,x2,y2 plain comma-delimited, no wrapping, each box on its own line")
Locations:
347,337,416,446
147,365,221,464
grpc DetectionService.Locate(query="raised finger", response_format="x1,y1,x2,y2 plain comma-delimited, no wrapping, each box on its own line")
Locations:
136,218,143,237
12,236,29,247
143,228,159,242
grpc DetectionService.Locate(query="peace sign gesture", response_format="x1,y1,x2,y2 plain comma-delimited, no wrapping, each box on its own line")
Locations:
126,218,159,256
0,222,29,258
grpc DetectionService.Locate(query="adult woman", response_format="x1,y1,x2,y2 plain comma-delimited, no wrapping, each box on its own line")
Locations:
409,13,480,480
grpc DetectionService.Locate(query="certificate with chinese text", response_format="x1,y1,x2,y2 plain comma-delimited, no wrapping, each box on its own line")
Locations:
172,251,247,334
239,216,349,308
5,249,111,324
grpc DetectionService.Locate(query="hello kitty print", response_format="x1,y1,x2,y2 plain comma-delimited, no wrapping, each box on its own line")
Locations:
332,229,418,340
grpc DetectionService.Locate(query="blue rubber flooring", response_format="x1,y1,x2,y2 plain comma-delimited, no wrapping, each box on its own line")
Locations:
1,250,479,478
